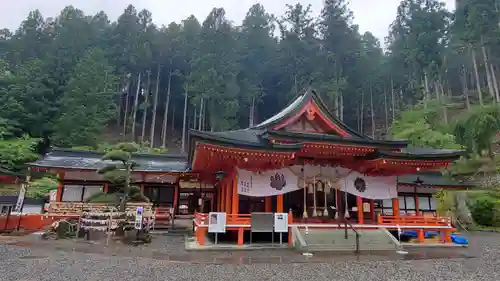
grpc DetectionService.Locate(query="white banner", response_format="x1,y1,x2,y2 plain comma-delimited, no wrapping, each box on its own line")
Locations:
339,171,397,200
237,168,299,197
237,165,397,199
14,183,27,213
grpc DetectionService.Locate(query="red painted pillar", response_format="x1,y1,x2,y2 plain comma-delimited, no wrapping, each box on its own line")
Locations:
370,200,375,221
392,198,400,217
356,196,363,224
277,195,284,213
231,173,239,214
225,180,232,213
265,197,272,212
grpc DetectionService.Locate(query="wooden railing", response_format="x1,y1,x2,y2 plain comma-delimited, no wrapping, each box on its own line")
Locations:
378,215,452,227
194,213,253,227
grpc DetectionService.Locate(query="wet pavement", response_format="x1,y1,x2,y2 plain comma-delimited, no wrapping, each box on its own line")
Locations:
0,231,497,281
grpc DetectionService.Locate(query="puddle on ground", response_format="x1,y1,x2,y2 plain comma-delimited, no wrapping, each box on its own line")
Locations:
18,256,48,260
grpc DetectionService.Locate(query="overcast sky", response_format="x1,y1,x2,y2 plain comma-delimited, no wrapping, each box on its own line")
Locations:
2,0,455,42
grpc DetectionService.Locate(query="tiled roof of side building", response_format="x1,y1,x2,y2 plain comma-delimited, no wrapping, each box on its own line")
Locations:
373,147,465,160
397,172,474,187
28,148,189,172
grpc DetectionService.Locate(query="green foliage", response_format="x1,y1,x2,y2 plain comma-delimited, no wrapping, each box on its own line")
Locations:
52,48,118,147
85,186,149,204
453,104,500,156
85,192,119,204
27,176,58,199
390,104,462,149
468,193,500,226
0,135,39,171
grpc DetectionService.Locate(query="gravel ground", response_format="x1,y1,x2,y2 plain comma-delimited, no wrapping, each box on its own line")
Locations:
0,232,498,281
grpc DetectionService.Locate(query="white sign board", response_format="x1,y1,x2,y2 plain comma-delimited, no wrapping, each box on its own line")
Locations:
13,183,27,213
208,212,227,233
274,213,289,233
134,207,144,230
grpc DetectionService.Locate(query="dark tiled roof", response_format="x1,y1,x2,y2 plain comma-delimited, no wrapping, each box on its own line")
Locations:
265,131,408,148
397,172,474,187
190,129,303,151
253,88,369,139
28,148,189,172
374,148,464,160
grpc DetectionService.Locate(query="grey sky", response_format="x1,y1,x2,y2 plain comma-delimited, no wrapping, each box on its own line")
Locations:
2,0,455,42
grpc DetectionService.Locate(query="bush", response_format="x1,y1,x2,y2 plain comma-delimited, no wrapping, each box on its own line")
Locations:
469,195,498,226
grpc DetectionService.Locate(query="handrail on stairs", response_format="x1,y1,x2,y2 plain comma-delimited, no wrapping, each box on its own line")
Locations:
343,219,360,253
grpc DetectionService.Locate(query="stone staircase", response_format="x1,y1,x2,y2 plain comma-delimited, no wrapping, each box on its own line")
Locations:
294,227,402,252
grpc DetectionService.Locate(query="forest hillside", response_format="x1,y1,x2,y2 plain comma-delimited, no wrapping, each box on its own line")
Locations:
0,0,500,170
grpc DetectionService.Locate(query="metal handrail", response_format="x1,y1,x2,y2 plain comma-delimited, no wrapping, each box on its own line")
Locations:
343,219,360,253
455,219,470,234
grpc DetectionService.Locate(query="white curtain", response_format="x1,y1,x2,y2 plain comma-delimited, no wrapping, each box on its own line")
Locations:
237,168,299,197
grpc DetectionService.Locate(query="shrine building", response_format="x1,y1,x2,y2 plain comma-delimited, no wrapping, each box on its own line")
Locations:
29,88,471,245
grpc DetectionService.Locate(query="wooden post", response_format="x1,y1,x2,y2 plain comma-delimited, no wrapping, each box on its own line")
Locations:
265,197,272,212
277,194,284,213
140,183,145,194
231,173,239,214
237,228,244,245
415,195,420,216
217,185,221,211
392,198,400,217
104,183,109,193
173,185,179,213
288,209,293,246
356,196,363,224
370,200,375,221
225,180,232,213
56,172,65,202
336,189,342,219
417,229,425,243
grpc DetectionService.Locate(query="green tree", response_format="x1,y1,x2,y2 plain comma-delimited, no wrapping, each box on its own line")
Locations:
52,48,118,147
98,142,139,211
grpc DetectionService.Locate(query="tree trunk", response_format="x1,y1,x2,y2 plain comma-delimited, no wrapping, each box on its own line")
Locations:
481,44,496,102
140,70,151,144
131,73,142,141
198,97,204,130
181,91,188,153
171,104,176,135
471,48,484,106
120,162,131,212
384,84,389,134
117,81,123,128
339,93,344,121
438,80,448,125
334,94,339,117
149,65,161,148
249,96,255,127
122,76,132,138
460,64,471,109
390,79,395,121
489,63,500,102
360,91,364,134
370,86,375,138
161,71,172,148
423,72,430,108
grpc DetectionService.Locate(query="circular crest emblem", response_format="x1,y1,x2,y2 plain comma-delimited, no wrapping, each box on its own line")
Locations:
353,177,366,192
